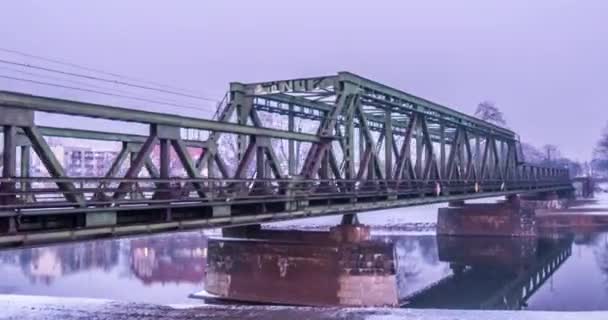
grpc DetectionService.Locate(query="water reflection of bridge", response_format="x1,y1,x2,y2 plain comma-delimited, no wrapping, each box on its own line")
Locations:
404,236,573,309
0,232,207,286
129,234,207,285
0,240,119,285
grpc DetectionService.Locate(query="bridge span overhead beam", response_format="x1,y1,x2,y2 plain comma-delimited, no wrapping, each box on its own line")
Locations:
0,72,572,248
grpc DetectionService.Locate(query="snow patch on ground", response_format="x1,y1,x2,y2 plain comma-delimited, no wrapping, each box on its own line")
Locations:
2,294,608,320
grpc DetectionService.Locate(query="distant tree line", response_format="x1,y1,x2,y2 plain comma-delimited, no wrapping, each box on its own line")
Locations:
592,123,608,176
475,101,583,177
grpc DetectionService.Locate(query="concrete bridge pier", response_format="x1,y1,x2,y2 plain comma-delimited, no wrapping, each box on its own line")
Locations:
519,191,573,211
438,191,574,237
221,224,262,238
437,197,536,237
340,213,360,225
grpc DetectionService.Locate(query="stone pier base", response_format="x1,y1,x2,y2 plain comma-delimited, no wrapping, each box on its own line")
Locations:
437,193,575,237
221,224,262,238
329,224,371,243
203,233,398,307
520,192,570,211
437,200,536,237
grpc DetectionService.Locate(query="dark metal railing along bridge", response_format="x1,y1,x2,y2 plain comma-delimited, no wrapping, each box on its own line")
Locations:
0,72,571,247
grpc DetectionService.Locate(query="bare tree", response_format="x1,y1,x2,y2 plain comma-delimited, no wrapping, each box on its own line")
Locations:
520,142,544,164
593,123,608,172
473,101,582,175
542,144,560,163
474,101,506,126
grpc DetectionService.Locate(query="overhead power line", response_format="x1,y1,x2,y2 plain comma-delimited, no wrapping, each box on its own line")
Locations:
0,58,218,103
0,74,215,113
0,47,209,98
0,65,209,111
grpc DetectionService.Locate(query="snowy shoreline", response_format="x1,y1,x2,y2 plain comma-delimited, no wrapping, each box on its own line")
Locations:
1,294,607,320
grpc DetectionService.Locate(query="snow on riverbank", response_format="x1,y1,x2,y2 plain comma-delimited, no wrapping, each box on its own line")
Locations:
1,294,607,320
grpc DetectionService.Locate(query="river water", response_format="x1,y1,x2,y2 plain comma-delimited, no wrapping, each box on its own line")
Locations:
1,197,608,311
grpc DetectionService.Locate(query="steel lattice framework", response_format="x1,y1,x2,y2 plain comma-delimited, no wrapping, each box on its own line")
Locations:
0,72,571,247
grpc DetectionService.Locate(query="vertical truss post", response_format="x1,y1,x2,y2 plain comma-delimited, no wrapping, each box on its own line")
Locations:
295,127,301,175
475,135,481,177
358,128,365,170
317,148,331,192
486,137,495,180
319,148,329,180
207,150,215,178
460,130,466,178
159,139,171,179
415,121,423,178
490,137,503,181
128,151,143,201
157,138,172,199
504,141,514,182
500,140,506,173
1,125,17,205
255,140,267,192
288,104,296,176
439,119,446,180
384,110,393,184
461,130,475,181
230,83,253,164
20,145,33,203
0,107,29,234
343,99,356,181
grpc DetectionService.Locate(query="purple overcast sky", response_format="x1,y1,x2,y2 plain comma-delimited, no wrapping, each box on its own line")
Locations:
1,0,606,161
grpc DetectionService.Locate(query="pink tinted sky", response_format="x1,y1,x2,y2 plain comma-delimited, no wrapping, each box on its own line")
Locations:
0,0,606,161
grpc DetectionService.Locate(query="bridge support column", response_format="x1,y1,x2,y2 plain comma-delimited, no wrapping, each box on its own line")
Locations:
341,213,359,225
519,191,572,211
437,198,536,237
329,214,371,243
448,200,465,207
222,224,262,238
202,233,397,307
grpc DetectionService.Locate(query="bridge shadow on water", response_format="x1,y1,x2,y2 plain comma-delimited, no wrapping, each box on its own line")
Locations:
196,226,575,310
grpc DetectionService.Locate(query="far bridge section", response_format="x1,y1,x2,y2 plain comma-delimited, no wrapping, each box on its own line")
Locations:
0,72,571,248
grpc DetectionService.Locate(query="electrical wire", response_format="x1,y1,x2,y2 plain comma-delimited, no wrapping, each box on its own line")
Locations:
0,74,215,113
0,65,209,111
0,58,218,102
0,47,210,97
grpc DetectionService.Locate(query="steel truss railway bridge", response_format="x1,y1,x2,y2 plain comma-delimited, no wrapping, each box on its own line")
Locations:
0,72,571,247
